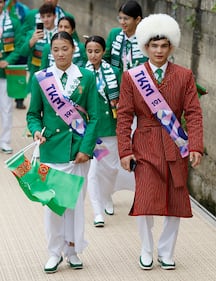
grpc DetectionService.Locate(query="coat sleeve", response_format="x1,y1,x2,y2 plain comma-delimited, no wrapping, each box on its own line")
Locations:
116,71,135,158
183,70,204,154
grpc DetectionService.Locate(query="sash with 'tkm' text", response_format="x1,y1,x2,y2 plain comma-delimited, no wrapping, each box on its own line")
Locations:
128,65,189,158
35,68,109,160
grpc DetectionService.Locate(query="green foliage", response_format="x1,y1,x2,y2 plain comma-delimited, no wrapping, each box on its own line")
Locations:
186,14,196,28
211,4,216,12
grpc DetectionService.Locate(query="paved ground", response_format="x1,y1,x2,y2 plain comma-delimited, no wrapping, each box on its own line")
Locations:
0,98,216,281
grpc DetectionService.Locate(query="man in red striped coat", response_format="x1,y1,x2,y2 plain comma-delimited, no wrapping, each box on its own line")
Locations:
116,14,203,270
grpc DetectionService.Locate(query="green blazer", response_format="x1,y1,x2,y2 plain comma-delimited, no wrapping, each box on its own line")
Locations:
95,65,120,137
27,66,99,163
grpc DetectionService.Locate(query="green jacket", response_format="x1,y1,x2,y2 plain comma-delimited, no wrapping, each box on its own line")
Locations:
27,66,99,163
0,15,22,78
94,65,120,137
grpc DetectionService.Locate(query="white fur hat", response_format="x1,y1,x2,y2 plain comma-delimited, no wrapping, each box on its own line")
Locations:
135,14,181,56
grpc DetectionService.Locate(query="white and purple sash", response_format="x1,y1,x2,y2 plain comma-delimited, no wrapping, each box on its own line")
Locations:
35,68,109,160
35,68,86,136
129,65,189,158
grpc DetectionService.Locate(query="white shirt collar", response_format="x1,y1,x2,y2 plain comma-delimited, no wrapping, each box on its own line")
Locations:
54,63,82,79
149,61,168,74
124,33,135,42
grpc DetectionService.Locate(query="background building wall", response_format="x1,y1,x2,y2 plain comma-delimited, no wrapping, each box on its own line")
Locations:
23,0,216,216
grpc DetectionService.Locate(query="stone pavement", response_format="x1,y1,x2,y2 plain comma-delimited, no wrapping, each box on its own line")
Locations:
0,98,216,281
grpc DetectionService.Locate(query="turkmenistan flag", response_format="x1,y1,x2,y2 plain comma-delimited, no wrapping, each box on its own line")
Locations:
5,152,84,216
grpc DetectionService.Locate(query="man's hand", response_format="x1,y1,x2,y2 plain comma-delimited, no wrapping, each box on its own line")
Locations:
190,151,202,167
29,29,44,47
120,154,136,172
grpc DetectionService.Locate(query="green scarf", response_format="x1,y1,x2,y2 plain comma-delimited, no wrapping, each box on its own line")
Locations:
110,30,147,70
85,59,119,101
32,28,57,67
0,11,15,53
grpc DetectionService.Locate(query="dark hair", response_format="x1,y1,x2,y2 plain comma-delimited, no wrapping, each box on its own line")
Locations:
85,35,106,51
51,31,75,47
39,3,56,15
58,16,76,30
149,35,170,44
119,0,143,19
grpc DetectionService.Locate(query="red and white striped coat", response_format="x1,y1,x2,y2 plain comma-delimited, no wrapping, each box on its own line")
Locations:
116,62,203,218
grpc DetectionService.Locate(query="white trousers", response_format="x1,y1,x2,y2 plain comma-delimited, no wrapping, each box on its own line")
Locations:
44,161,90,257
137,216,180,260
88,136,136,216
0,78,13,146
88,136,119,216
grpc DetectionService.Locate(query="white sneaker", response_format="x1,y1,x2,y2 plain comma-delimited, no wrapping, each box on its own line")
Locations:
67,254,83,269
1,143,13,154
105,199,114,215
158,257,176,270
139,255,153,270
44,256,63,273
94,214,104,227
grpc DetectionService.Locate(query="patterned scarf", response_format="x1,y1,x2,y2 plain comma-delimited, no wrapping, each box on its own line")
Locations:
110,30,146,71
0,11,15,53
31,27,57,67
85,59,119,102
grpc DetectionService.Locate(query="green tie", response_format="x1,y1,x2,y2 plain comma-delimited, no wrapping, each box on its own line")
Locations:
126,40,132,55
155,68,163,84
61,72,68,89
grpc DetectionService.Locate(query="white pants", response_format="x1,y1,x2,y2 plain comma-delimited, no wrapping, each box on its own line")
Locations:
0,78,13,146
88,136,119,216
44,161,90,257
137,216,180,260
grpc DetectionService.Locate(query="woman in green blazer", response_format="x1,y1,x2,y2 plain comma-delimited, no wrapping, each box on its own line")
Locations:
85,36,121,227
27,31,99,273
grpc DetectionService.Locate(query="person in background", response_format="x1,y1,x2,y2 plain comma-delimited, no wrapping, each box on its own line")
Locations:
21,0,79,41
102,0,147,211
41,16,87,69
0,0,22,153
21,3,57,94
5,0,29,23
5,0,30,109
27,31,99,273
85,35,120,226
116,14,203,270
104,0,148,75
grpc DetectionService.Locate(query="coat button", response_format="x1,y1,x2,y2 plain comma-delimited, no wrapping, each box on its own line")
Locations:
56,128,60,132
56,113,59,116
105,111,109,115
69,128,73,132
